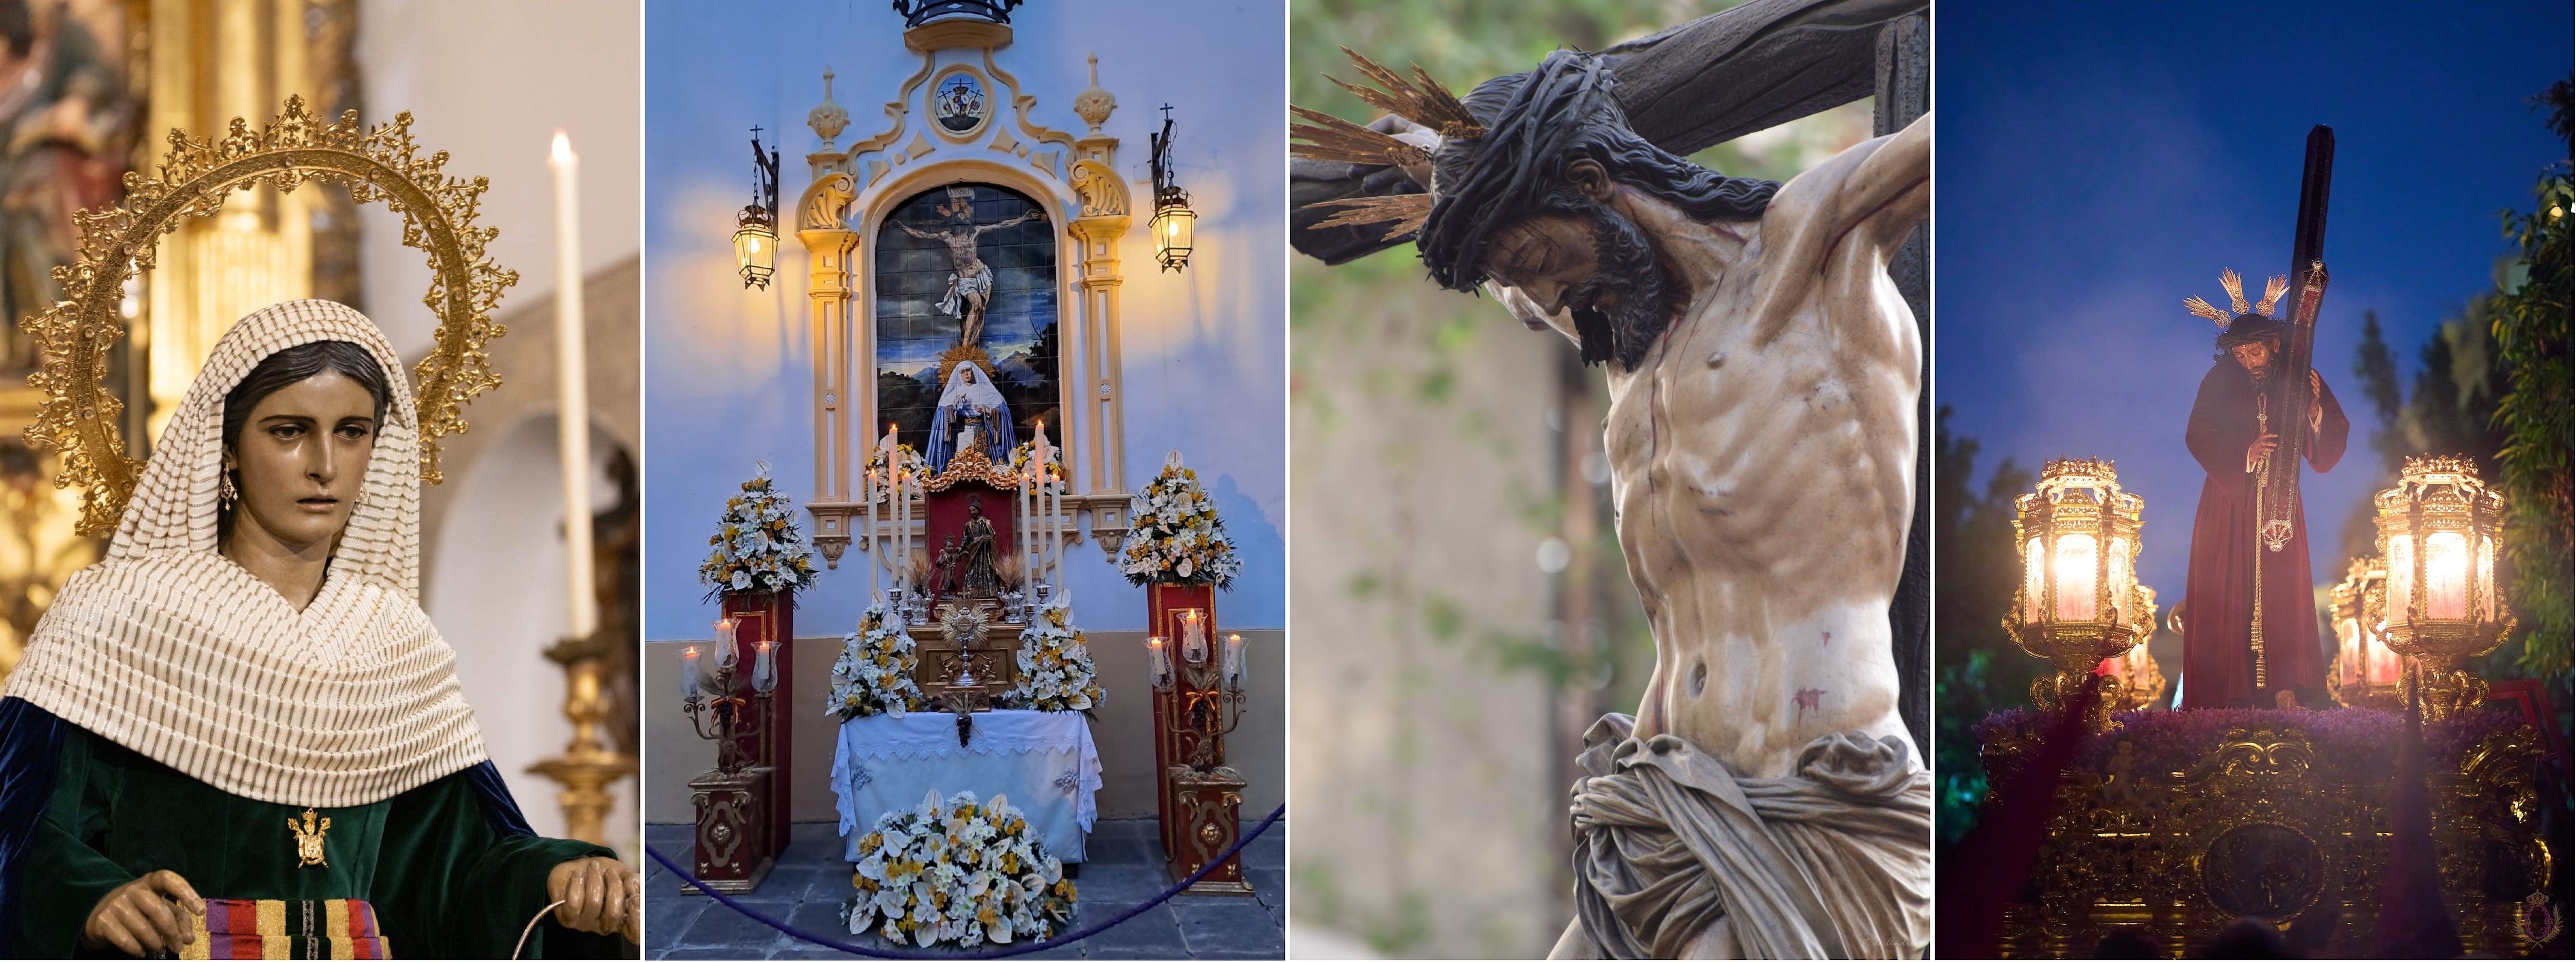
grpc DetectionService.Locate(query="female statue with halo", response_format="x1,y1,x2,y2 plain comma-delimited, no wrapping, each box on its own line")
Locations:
924,360,1016,471
0,102,636,957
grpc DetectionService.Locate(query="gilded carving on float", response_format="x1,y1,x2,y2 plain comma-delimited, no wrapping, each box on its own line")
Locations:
28,97,514,535
1980,718,2550,956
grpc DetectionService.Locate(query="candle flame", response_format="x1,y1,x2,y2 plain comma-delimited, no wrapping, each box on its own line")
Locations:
551,131,575,166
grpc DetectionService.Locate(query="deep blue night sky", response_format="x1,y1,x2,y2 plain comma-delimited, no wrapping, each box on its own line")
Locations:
1937,1,2571,599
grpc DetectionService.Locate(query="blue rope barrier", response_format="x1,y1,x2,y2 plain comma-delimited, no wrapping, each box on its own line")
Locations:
647,804,1284,959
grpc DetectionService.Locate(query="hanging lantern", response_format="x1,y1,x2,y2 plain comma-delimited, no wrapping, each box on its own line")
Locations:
1149,105,1195,272
2007,458,2154,728
2327,555,2403,708
734,127,781,289
2373,455,2511,720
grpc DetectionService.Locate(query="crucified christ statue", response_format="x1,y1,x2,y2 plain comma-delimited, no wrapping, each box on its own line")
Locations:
894,195,1046,349
1295,36,1929,958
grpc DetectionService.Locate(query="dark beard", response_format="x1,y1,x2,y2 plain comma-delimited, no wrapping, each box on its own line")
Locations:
1567,201,1671,370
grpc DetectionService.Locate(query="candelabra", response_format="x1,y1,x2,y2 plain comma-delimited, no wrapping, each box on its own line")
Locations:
1147,603,1254,895
2374,456,2513,721
678,618,781,892
2006,458,2156,730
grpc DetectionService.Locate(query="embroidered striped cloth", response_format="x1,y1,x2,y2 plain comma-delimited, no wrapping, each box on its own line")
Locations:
179,898,388,960
5,300,489,808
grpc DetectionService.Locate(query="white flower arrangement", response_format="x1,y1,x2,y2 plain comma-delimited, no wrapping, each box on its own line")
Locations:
1120,451,1241,589
699,462,820,599
1003,590,1102,713
840,790,1077,949
827,603,926,721
864,441,918,501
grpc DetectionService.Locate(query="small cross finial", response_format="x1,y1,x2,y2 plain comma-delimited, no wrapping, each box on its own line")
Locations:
1087,52,1098,84
822,67,836,102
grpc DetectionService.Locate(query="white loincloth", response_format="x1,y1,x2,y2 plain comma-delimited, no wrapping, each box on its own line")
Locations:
1558,715,1931,959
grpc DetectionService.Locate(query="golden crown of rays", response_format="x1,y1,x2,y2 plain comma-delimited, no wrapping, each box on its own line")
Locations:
28,97,515,534
2181,267,2288,329
1290,47,1486,242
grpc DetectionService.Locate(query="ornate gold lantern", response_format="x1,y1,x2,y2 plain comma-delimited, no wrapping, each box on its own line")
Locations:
2007,458,2156,727
2373,455,2512,720
734,127,781,289
2327,555,2404,708
1148,106,1195,272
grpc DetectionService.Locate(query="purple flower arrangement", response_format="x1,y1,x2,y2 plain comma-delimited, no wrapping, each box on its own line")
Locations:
1974,705,2528,784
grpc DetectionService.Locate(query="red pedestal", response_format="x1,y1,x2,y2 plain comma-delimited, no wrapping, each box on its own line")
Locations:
1147,583,1250,894
722,589,794,860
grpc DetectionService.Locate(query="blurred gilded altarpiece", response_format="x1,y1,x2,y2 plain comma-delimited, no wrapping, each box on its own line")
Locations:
0,0,362,678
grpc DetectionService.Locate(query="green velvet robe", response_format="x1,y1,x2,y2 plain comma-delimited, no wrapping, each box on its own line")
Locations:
19,727,623,958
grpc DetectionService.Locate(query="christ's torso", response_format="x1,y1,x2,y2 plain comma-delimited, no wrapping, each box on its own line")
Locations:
1601,143,1921,780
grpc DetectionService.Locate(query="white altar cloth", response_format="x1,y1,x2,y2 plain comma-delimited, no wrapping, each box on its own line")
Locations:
831,710,1103,863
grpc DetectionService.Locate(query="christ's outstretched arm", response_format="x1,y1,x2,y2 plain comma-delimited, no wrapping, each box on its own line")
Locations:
969,209,1045,238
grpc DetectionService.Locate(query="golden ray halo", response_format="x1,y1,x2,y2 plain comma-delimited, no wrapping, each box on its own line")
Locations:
27,96,517,535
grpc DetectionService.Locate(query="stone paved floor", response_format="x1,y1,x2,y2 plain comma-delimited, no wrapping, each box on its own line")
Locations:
646,819,1285,960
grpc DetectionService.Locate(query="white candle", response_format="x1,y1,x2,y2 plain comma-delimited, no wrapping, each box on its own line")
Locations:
1181,610,1207,663
715,617,738,670
549,132,596,638
1148,636,1171,688
1022,464,1033,596
682,646,702,699
1224,632,1245,690
864,465,878,600
752,640,776,694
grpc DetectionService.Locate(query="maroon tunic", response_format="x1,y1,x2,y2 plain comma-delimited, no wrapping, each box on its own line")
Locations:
2180,361,2350,707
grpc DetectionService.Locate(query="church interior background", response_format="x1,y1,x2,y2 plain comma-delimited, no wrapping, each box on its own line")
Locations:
640,0,1285,955
0,0,644,858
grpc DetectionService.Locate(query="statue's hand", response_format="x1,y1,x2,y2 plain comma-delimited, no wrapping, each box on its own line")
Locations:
83,870,204,956
2246,432,2279,472
548,855,642,942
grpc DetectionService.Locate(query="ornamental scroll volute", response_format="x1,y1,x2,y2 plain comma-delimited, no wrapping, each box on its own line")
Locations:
28,97,514,535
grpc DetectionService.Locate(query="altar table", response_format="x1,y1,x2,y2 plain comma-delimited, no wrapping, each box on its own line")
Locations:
831,710,1102,863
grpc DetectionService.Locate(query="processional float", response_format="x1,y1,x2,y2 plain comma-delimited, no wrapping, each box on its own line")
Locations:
1987,127,2553,957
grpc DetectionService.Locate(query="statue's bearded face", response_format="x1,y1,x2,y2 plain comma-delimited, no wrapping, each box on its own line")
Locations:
2229,340,2274,377
1473,159,1672,368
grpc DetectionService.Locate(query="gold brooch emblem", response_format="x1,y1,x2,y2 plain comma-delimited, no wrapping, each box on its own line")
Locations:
289,808,331,868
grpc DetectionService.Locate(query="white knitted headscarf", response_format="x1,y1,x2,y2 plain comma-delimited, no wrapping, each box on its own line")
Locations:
6,299,488,807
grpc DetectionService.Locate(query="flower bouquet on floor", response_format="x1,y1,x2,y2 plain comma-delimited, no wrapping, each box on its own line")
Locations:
698,461,820,600
1004,589,1102,714
841,790,1077,948
1120,450,1241,588
828,603,926,720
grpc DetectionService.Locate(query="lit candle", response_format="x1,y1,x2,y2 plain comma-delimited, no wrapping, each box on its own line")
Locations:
1148,635,1172,688
549,131,596,639
1180,610,1208,663
681,646,702,699
752,640,776,694
863,464,878,599
1223,632,1245,690
2052,534,2099,622
715,617,739,670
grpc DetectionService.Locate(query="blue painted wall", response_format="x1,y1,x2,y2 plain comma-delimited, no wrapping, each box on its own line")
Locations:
645,0,1286,640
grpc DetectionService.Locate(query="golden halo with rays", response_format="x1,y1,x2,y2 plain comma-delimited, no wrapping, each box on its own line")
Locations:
1289,47,1485,243
26,96,517,535
2182,267,2289,328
